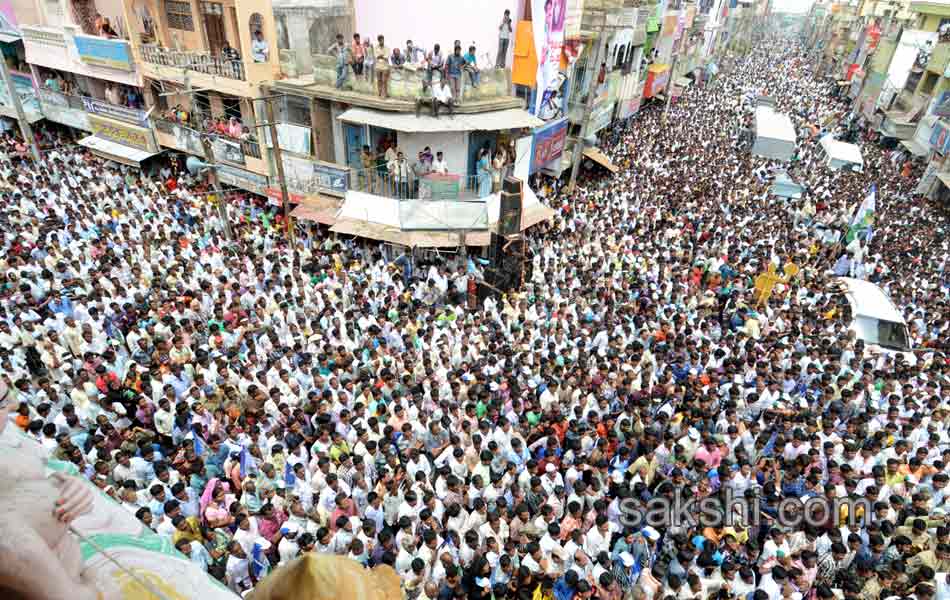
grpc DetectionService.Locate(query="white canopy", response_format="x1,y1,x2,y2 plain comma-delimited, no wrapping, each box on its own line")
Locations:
752,105,796,161
337,107,544,133
819,135,864,171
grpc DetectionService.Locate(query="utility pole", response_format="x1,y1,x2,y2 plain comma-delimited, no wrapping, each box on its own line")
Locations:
0,55,39,162
264,96,295,248
199,135,234,241
567,15,607,194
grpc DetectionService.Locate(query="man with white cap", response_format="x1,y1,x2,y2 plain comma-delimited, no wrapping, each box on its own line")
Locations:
541,462,564,496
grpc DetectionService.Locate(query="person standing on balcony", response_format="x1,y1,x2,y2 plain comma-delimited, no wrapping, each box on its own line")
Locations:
375,36,390,98
351,34,365,78
221,41,241,79
387,151,410,199
251,31,269,63
328,34,350,90
363,38,375,82
446,46,466,103
497,9,513,68
432,151,448,175
476,147,492,197
359,145,375,192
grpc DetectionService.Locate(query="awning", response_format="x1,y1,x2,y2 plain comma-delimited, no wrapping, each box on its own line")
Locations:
337,107,544,133
330,218,491,247
290,195,342,225
674,76,693,88
900,139,929,157
78,135,160,167
582,147,619,173
836,80,851,86
521,202,557,230
0,32,20,43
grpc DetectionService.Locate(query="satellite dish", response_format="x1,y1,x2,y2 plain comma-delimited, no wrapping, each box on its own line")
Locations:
185,156,215,175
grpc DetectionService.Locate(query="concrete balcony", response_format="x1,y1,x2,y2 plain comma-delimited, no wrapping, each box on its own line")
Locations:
138,45,275,96
152,117,269,176
22,25,141,86
275,55,522,113
928,42,950,76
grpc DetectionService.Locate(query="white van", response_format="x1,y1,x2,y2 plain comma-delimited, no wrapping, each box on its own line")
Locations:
833,277,916,365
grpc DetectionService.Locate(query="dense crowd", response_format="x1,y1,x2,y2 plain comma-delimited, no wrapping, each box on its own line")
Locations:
1,30,949,600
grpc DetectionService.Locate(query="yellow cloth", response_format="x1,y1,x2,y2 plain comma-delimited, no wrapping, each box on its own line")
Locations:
247,553,401,600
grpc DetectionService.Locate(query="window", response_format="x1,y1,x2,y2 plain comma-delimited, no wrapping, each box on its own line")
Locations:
166,1,194,31
248,12,263,37
200,1,222,15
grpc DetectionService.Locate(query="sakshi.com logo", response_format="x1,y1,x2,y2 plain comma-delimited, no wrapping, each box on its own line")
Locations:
618,487,875,529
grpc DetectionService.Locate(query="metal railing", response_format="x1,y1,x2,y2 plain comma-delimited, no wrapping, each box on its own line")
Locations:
153,116,262,160
140,44,246,81
349,165,499,200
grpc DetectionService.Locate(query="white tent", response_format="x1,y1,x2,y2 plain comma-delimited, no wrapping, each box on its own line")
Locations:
752,105,797,161
819,135,864,171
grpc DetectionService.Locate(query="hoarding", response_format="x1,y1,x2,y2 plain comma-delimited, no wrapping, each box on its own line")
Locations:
218,165,268,195
81,97,147,127
88,114,156,152
73,35,134,71
38,90,90,130
529,117,568,174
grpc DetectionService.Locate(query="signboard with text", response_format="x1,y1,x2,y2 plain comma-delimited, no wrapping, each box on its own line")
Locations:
529,117,569,175
74,35,134,71
82,97,147,126
89,114,156,152
38,89,90,130
218,165,268,195
281,154,350,198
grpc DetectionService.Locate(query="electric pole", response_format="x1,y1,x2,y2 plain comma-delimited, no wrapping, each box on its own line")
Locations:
264,97,295,248
567,15,607,194
199,135,234,241
0,55,39,162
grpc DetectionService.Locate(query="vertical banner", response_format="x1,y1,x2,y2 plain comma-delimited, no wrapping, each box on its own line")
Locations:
532,0,567,115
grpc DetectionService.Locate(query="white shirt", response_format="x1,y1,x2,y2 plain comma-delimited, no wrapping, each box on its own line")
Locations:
433,83,453,104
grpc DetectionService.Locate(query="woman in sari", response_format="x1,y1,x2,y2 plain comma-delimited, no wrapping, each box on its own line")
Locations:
201,478,234,528
476,147,492,198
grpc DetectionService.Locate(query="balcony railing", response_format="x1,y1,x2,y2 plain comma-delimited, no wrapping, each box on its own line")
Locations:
140,45,246,81
153,117,262,160
349,166,494,201
306,55,511,103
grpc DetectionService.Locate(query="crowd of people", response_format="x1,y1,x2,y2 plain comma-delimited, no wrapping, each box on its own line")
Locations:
1,27,949,600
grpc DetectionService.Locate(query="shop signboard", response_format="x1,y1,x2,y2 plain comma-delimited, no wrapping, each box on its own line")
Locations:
73,35,134,71
81,97,147,127
281,154,349,197
88,114,156,152
933,91,950,117
217,165,268,196
529,117,569,175
38,89,90,130
589,99,616,134
930,120,950,155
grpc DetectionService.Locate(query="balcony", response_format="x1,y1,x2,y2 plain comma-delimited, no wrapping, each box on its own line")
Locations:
928,42,950,76
22,25,140,86
152,117,267,175
140,45,246,81
349,169,486,201
275,55,522,113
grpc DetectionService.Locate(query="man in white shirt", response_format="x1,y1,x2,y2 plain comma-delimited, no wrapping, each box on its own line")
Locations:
225,541,253,593
432,152,449,175
251,31,269,63
416,75,455,118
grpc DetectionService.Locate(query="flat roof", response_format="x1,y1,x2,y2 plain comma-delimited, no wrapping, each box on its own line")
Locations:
754,105,797,143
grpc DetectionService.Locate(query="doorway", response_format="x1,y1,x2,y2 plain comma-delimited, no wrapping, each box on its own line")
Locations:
467,130,497,188
202,2,226,54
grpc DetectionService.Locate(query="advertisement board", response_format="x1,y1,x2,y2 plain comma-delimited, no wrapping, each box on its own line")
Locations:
930,120,950,155
281,154,350,197
82,97,147,126
217,165,268,195
73,35,134,71
933,91,950,117
529,117,569,175
0,71,42,122
532,0,568,115
38,89,90,130
88,115,156,152
589,100,616,134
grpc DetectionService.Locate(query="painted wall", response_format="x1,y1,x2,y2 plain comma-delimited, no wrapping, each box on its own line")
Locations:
353,0,518,69
397,130,469,178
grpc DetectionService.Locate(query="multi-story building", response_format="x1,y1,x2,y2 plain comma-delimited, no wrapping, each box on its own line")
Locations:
15,0,157,164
